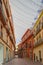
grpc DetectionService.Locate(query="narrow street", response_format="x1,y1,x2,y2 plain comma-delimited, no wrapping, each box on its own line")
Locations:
0,0,43,65
4,58,43,65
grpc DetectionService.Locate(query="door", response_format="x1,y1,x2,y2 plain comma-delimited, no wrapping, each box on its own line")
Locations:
34,53,35,61
6,47,9,62
0,44,3,64
39,50,42,62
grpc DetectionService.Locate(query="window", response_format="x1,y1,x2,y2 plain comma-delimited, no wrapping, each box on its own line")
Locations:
36,26,38,31
39,34,41,39
0,23,3,38
0,22,1,37
36,56,38,61
1,26,3,37
42,22,43,28
37,37,38,42
29,41,32,48
0,0,2,4
39,22,41,28
38,25,39,29
42,31,43,38
39,50,42,62
41,16,43,28
25,43,28,48
34,53,35,61
42,16,43,22
1,7,7,22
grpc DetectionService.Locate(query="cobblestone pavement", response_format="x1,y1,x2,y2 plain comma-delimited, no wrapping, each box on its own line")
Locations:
4,58,43,65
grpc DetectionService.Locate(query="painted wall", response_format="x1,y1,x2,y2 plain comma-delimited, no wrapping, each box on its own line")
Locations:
33,44,43,63
0,43,3,65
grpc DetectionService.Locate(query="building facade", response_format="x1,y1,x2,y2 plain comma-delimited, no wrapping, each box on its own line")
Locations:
18,43,23,58
21,29,34,59
0,0,15,65
33,10,43,64
18,29,34,59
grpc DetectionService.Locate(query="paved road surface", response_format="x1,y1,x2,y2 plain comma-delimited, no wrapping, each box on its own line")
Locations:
4,58,43,65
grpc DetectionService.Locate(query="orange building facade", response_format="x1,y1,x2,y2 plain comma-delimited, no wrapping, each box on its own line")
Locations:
18,43,23,58
0,0,15,64
18,29,34,59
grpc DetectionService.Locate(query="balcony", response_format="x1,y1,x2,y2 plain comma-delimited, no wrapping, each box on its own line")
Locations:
36,28,41,35
10,34,14,44
34,38,43,47
33,22,43,38
0,4,7,25
33,33,36,38
42,22,43,28
3,0,10,17
5,24,14,45
5,2,11,17
0,31,1,36
34,26,43,38
33,29,40,38
2,9,6,21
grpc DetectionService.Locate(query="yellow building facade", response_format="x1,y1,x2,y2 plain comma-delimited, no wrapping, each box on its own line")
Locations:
33,10,43,64
0,0,15,65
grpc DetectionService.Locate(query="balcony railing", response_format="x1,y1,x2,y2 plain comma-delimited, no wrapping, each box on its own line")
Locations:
3,0,10,17
2,7,7,21
5,2,11,17
34,24,43,38
36,27,41,35
34,38,43,47
0,32,3,38
10,34,14,44
0,3,7,25
42,22,43,28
